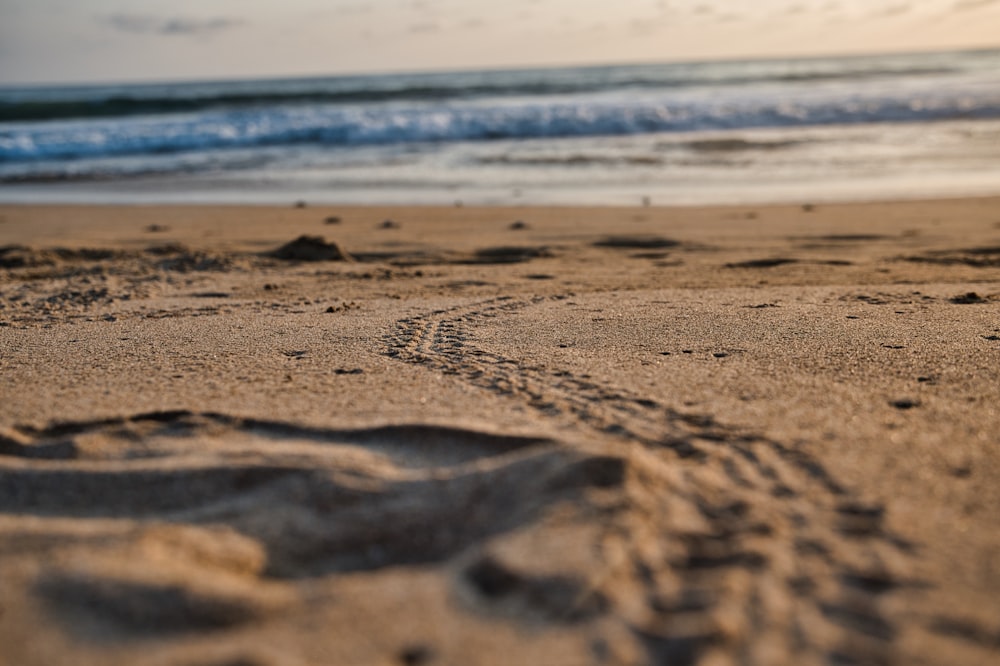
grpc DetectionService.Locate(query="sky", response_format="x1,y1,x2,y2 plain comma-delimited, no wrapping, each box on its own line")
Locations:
0,0,998,85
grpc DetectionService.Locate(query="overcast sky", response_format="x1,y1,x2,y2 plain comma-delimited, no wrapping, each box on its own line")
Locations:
1,0,998,85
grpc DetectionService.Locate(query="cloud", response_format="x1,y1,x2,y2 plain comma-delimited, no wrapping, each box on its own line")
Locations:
103,14,243,37
408,22,441,34
629,17,658,34
953,0,998,9
339,5,374,16
874,3,911,16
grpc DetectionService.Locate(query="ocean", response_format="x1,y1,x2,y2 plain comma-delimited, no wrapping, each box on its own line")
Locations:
2,49,1000,206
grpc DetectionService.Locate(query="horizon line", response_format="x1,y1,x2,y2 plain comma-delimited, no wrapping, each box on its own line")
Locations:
2,43,999,90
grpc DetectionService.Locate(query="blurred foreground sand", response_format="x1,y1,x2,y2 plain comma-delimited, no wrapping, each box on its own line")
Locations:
1,199,999,665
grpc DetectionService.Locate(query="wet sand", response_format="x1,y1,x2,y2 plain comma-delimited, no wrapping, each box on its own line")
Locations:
1,198,999,665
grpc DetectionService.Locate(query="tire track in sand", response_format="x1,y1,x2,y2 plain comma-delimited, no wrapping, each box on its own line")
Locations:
381,295,958,666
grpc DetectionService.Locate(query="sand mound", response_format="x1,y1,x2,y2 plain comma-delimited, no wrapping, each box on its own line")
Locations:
269,235,354,262
0,379,918,665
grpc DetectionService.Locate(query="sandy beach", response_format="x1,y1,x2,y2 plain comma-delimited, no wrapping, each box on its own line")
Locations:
1,198,999,665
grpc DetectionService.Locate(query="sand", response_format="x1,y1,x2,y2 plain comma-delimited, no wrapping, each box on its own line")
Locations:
1,198,999,665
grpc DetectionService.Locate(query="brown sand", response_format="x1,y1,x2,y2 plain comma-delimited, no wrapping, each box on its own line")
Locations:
1,199,999,665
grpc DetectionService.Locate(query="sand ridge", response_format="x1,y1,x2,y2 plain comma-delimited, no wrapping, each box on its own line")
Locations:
1,199,999,665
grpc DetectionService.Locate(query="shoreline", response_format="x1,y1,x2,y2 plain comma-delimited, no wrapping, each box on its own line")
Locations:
4,166,1000,209
2,196,999,665
4,170,1000,208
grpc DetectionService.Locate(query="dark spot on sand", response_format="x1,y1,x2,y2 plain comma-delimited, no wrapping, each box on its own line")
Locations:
820,601,896,641
957,246,1000,256
269,236,353,262
984,335,1000,341
148,246,235,272
548,455,627,490
949,292,986,304
929,616,1000,648
445,280,493,289
713,352,729,358
840,570,901,595
890,398,919,410
789,575,817,594
725,258,797,269
294,200,307,209
882,344,905,349
466,246,553,264
509,220,528,230
802,203,815,212
399,645,434,665
836,502,885,537
1,245,123,268
465,557,520,599
463,555,607,621
263,283,279,291
326,301,358,313
36,573,264,634
144,243,187,256
904,246,1000,268
144,224,169,233
593,235,680,250
334,368,364,375
917,376,936,383
189,656,268,666
525,274,554,280
323,216,341,225
817,234,886,242
190,292,230,299
747,303,779,308
380,220,400,229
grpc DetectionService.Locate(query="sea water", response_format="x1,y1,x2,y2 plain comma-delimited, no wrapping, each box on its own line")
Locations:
1,49,999,205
